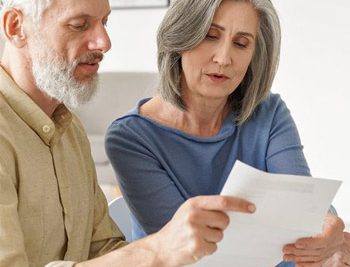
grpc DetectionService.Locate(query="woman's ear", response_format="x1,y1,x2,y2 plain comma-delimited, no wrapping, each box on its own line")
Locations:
1,8,27,48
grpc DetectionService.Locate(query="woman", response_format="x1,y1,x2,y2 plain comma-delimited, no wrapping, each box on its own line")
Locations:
106,0,345,266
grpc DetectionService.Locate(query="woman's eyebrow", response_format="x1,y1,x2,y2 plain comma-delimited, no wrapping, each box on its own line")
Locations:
211,23,225,31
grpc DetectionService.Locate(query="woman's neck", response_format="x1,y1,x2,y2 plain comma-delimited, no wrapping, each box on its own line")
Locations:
140,95,230,137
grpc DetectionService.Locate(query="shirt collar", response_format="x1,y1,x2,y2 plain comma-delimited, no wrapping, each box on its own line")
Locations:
0,66,72,146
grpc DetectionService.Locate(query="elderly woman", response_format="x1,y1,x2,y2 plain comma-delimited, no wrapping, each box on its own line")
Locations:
106,0,345,266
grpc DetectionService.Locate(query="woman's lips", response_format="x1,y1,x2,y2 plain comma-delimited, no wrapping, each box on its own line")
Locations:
206,73,229,83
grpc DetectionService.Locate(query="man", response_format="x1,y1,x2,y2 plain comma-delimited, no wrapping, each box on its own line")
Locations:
0,0,256,266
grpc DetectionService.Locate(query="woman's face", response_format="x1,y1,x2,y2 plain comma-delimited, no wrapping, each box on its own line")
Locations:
181,0,259,102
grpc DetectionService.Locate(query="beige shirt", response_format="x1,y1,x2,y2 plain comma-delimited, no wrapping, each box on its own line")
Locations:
0,67,127,267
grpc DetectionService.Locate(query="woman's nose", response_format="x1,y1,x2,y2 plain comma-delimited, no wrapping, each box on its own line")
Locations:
212,42,232,67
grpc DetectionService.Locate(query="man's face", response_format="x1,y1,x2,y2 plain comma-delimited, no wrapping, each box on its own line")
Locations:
26,0,111,108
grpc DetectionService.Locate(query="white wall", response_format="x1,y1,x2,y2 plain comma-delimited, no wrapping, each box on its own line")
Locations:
103,1,350,223
100,8,167,72
271,0,350,224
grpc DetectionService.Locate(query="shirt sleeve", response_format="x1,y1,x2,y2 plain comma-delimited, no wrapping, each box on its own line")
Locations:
105,121,186,238
265,95,311,176
0,158,30,267
87,168,128,258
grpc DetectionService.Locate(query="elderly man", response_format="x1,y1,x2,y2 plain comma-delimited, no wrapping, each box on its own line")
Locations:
0,0,257,266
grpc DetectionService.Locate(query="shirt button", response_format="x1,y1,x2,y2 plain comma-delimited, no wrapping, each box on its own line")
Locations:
42,125,51,133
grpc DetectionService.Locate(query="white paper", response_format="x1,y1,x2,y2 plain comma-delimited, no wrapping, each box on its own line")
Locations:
191,160,341,267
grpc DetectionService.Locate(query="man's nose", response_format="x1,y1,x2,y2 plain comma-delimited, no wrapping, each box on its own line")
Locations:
88,25,112,53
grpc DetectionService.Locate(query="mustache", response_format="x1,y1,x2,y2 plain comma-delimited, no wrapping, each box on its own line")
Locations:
77,52,104,64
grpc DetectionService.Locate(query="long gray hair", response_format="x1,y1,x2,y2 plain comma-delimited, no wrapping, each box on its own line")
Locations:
157,0,281,124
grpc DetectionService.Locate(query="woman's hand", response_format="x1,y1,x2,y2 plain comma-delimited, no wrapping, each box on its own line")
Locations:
322,231,350,267
282,213,345,266
342,232,350,265
151,195,256,267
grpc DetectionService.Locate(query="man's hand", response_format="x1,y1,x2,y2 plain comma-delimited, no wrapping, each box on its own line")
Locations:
282,213,345,267
75,195,255,267
152,195,256,267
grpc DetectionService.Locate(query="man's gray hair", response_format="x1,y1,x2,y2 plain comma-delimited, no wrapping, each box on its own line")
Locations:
157,0,281,124
0,0,53,23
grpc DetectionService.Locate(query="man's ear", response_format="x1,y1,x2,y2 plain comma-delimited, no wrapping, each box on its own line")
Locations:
1,8,27,48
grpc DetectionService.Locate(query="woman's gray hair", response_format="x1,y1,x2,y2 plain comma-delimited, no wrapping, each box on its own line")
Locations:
0,0,53,24
157,0,281,124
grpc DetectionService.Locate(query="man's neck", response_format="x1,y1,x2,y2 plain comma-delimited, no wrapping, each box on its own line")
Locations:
1,50,61,118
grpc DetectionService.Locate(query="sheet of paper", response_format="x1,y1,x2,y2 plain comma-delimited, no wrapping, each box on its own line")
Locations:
191,160,341,267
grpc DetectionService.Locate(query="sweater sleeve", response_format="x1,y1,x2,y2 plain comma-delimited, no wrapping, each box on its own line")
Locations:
105,120,185,239
265,95,311,176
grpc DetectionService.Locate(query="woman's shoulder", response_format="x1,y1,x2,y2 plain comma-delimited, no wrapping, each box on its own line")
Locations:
250,93,288,120
107,98,150,132
241,93,291,132
257,93,285,111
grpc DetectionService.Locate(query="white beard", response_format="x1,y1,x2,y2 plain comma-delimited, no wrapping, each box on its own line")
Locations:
28,36,101,109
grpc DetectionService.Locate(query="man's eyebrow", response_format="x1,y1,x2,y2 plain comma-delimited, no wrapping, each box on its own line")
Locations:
211,23,256,40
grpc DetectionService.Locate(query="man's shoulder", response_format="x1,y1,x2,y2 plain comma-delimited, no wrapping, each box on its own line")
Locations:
71,113,87,133
66,113,91,146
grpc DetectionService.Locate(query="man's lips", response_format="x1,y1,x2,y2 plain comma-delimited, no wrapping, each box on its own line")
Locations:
78,62,100,74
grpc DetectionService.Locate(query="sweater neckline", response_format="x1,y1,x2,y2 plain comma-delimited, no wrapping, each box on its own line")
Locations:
124,98,237,143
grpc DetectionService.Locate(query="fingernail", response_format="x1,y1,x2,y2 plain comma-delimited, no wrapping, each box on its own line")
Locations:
248,204,256,213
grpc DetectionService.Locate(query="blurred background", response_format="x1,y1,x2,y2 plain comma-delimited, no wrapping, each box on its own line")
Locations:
1,0,348,228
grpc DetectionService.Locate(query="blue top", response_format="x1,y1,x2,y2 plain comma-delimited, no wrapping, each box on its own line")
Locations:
105,93,310,267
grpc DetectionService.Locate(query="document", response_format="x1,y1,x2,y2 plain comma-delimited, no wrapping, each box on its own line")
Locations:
191,160,341,267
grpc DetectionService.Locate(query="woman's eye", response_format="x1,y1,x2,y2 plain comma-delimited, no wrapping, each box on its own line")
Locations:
206,34,218,40
234,42,248,48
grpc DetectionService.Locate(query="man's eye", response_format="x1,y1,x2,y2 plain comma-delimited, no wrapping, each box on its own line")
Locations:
69,24,88,31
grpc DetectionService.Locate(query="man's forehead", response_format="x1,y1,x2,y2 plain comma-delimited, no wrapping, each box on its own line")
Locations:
46,0,111,20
